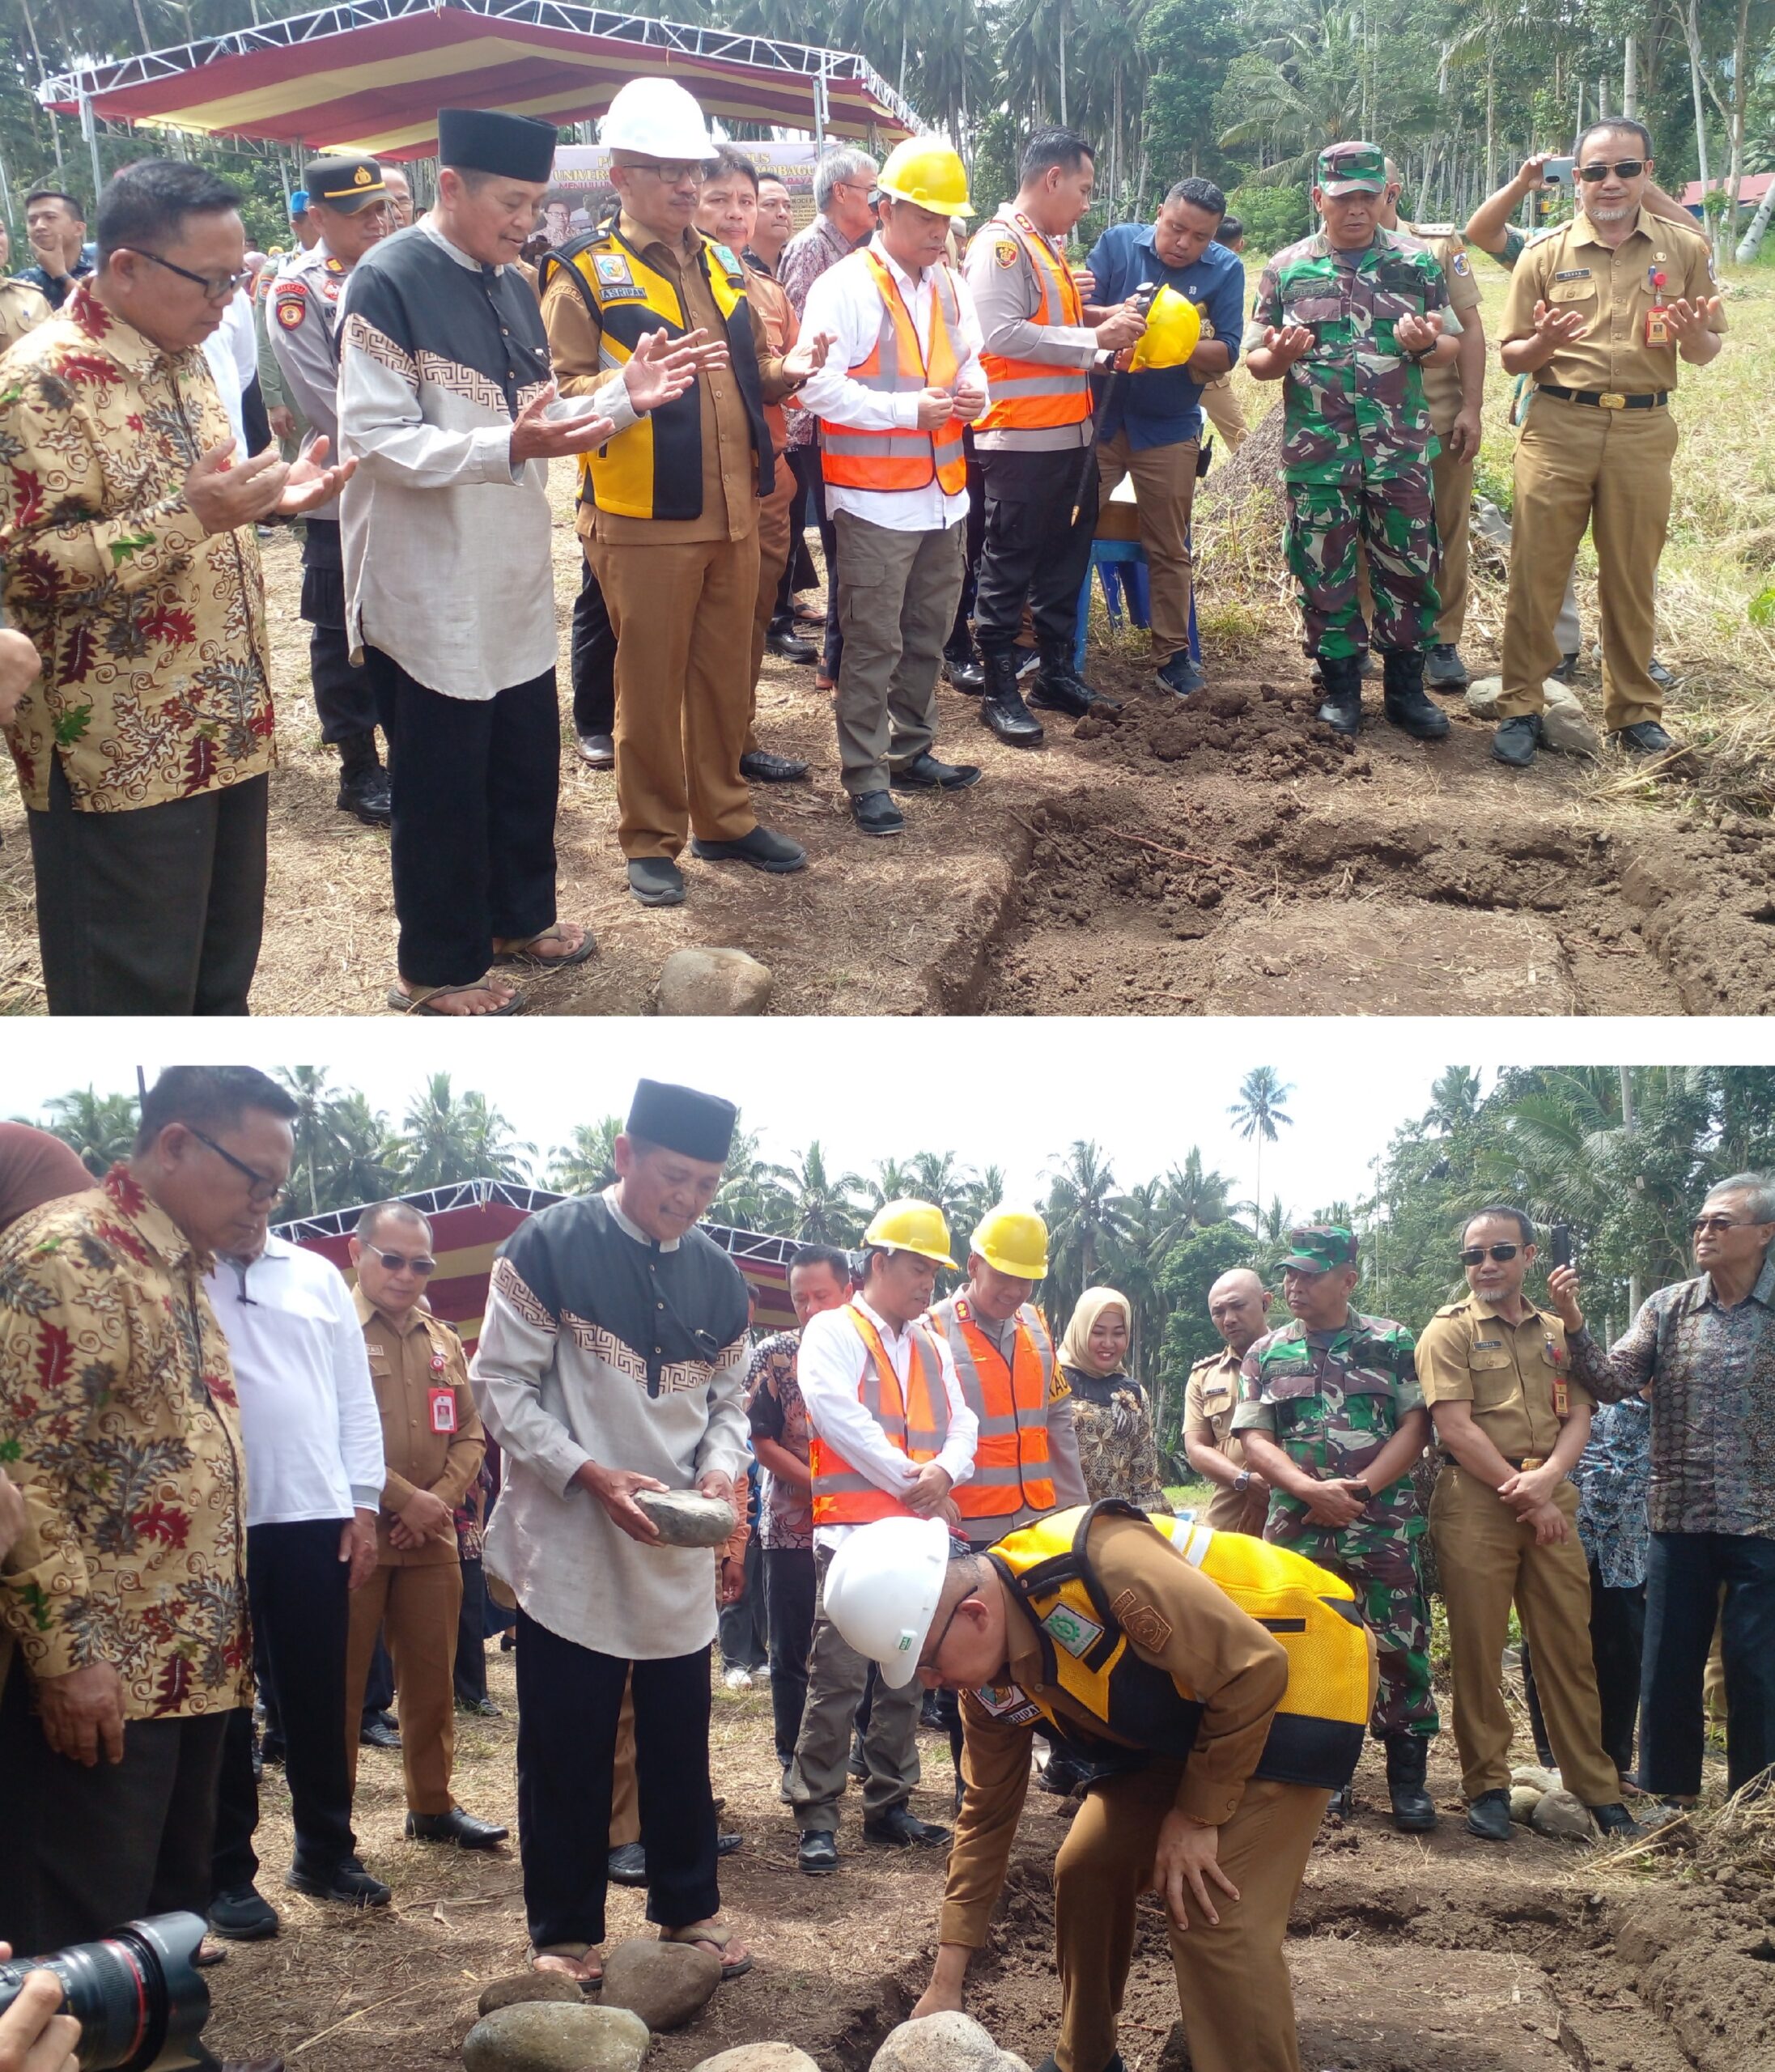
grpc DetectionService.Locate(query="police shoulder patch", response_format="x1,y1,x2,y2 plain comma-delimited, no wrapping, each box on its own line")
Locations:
276,291,306,329
993,240,1018,269
1042,1603,1105,1658
1110,1589,1173,1652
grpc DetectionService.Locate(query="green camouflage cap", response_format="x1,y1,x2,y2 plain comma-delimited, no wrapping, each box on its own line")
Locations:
1316,142,1387,196
1280,1224,1359,1272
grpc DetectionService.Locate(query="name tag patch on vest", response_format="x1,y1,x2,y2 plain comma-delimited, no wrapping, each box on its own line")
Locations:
1042,1603,1105,1658
1553,268,1592,282
976,1681,1043,1725
1110,1588,1173,1652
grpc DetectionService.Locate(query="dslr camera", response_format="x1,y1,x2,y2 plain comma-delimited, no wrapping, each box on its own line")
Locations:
0,1914,212,2072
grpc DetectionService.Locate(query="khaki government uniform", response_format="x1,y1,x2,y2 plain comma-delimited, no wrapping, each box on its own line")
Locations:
1198,371,1248,449
1497,208,1724,732
1417,1294,1619,1806
0,278,51,356
1182,1348,1266,1533
944,1512,1332,2072
346,1292,485,1815
544,214,798,860
745,259,801,754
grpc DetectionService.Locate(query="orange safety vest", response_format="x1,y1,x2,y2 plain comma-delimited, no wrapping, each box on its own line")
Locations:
821,248,969,497
973,210,1094,435
934,1294,1056,1519
809,1305,953,1526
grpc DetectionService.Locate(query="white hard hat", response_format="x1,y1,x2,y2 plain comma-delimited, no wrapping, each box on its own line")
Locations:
823,1515,951,1688
599,76,715,162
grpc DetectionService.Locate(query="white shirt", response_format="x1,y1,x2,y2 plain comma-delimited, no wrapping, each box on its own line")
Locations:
205,1233,384,1528
798,238,987,533
796,1291,979,1552
201,287,260,452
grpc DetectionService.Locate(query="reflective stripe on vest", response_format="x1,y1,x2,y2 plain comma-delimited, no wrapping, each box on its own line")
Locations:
809,1306,952,1525
937,1296,1055,1518
974,210,1093,434
821,248,968,496
985,1500,1375,1791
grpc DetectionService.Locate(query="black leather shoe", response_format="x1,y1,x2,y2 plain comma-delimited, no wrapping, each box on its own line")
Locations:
890,753,982,792
1315,653,1364,735
1029,647,1120,717
1551,652,1579,684
718,1831,742,1856
607,1842,647,1886
1382,649,1450,739
209,1886,279,1941
1425,642,1468,689
847,1734,868,1781
863,1805,951,1849
1589,1801,1644,1838
766,627,817,664
406,1807,507,1849
358,1717,401,1751
1611,720,1676,755
979,652,1045,746
797,1829,839,1875
627,856,686,906
335,745,392,827
456,1696,502,1717
1156,649,1205,698
575,730,616,770
285,1858,392,1907
739,749,810,783
1383,1732,1437,1832
851,789,906,837
1492,715,1542,768
1465,1789,1512,1841
1647,657,1677,691
690,825,808,873
942,643,985,693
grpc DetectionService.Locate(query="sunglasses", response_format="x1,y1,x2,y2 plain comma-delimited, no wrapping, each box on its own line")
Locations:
187,1128,286,1208
367,1247,438,1275
1577,160,1645,182
1460,1243,1522,1265
1692,1215,1756,1237
120,247,254,299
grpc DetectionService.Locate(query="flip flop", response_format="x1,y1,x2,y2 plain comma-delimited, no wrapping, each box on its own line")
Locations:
384,981,526,1017
491,923,597,970
660,1920,753,1981
533,1943,602,1995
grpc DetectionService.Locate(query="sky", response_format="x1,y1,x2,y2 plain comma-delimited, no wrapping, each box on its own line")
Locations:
3,1018,1755,1225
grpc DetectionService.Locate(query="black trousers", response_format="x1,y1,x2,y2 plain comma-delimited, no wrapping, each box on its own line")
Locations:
363,648,559,990
973,446,1100,656
513,1606,719,1948
213,1519,357,1890
570,551,616,737
1640,1528,1775,1798
241,375,271,461
28,762,267,1016
717,1533,768,1673
772,470,818,626
764,1545,816,1768
0,1656,231,1950
946,432,987,652
1520,1564,1646,1779
789,444,842,678
301,520,379,744
455,1558,490,1707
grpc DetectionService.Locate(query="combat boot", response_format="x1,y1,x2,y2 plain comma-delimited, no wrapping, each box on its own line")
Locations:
1382,648,1450,740
1315,652,1364,735
335,731,391,826
1384,1732,1437,1832
979,651,1045,747
1028,643,1120,719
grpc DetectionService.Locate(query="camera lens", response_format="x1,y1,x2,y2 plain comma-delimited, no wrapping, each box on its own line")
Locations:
0,1914,210,2072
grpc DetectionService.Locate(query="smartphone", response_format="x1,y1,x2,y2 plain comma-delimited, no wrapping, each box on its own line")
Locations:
1550,1224,1573,1270
1544,157,1575,187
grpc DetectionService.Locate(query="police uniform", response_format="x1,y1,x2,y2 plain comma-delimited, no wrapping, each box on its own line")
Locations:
268,155,393,819
1497,206,1724,737
345,1289,486,1819
941,1501,1374,2072
0,277,51,357
1416,1293,1622,1808
1182,1346,1264,1532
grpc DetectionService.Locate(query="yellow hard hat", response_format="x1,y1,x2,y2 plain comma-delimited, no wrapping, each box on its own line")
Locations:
876,137,974,219
863,1199,958,1269
1127,285,1203,371
970,1208,1049,1280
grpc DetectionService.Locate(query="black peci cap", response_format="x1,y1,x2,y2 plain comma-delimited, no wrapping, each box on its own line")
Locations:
436,108,558,183
626,1079,737,1164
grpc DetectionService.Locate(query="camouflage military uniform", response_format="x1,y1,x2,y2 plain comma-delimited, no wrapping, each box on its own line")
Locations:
1233,1310,1437,1739
1244,163,1450,662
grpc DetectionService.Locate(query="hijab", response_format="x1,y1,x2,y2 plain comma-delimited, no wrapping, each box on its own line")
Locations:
1058,1286,1133,1380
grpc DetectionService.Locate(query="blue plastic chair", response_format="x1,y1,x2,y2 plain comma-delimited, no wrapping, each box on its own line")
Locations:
1075,529,1200,673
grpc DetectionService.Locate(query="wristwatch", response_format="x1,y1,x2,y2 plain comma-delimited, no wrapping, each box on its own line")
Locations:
1232,1469,1253,1494
1348,1480,1374,1503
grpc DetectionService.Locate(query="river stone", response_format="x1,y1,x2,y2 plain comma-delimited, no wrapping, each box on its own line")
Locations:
871,2012,1010,2072
1510,1764,1563,1794
1510,1785,1544,1824
632,1489,737,1548
693,2049,822,2072
1531,1789,1597,1841
461,2002,648,2072
1463,675,1600,754
657,948,773,1017
601,1938,721,2032
476,1975,585,2016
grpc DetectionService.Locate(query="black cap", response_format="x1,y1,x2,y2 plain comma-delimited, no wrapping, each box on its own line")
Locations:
303,154,389,214
437,108,557,183
626,1079,737,1164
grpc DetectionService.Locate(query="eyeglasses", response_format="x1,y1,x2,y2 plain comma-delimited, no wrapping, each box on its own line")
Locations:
1692,1215,1756,1236
367,1247,438,1276
187,1128,286,1207
1459,1243,1522,1266
1577,160,1645,182
121,248,253,300
917,1593,968,1676
626,160,706,185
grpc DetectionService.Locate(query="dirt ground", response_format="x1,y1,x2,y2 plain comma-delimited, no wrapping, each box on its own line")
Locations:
2,456,1771,1018
206,1651,1775,2072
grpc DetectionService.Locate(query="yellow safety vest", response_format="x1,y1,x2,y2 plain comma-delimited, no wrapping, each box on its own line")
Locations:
540,223,773,521
983,1500,1374,1791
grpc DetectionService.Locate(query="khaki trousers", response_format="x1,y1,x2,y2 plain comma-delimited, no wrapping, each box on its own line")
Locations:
1054,1764,1327,2072
609,1672,640,1848
747,475,797,757
1429,1466,1619,1806
787,1544,923,1827
1497,397,1677,732
1200,376,1249,451
1429,441,1474,647
1096,431,1198,659
833,512,967,796
589,530,761,858
345,1560,461,1815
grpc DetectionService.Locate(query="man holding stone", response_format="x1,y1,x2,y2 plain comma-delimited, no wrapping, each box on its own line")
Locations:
472,1079,753,1988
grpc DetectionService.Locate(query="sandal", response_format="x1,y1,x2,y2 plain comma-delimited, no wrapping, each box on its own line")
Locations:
490,923,597,970
533,1942,603,1994
660,1919,752,1982
385,980,525,1017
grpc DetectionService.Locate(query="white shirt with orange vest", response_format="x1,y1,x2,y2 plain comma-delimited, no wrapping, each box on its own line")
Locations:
797,1291,979,1552
798,235,989,533
963,204,1100,455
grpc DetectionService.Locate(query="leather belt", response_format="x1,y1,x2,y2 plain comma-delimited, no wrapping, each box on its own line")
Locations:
1441,1453,1542,1471
1537,384,1668,410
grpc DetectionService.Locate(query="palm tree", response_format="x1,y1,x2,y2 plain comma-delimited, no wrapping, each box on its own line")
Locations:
1043,1140,1129,1327
955,1162,1009,1236
459,1092,533,1184
40,1086,139,1175
711,1122,793,1234
548,1118,622,1198
315,1092,405,1211
860,1157,918,1214
398,1074,487,1191
905,1150,976,1236
1228,1068,1294,1225
275,1066,335,1216
778,1143,865,1246
1159,1147,1237,1233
